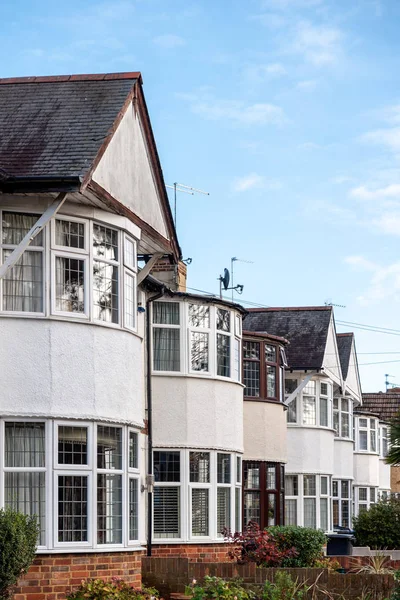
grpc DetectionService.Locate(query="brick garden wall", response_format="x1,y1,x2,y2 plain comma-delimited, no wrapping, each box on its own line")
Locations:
14,551,144,600
142,557,396,600
151,544,232,563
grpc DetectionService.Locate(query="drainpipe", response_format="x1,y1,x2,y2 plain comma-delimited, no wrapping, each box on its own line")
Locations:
146,286,166,557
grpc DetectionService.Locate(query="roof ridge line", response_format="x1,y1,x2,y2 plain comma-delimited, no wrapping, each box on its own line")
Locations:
247,306,332,312
0,72,142,85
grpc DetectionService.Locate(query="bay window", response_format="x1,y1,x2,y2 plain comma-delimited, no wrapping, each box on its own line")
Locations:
285,474,331,530
243,339,283,401
0,210,138,331
243,462,285,529
333,398,352,438
356,417,378,453
285,378,332,428
355,486,377,514
1,420,141,551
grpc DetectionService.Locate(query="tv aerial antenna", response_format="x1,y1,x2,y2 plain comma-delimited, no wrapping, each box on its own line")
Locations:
166,182,209,230
324,299,346,309
231,257,254,301
218,268,244,299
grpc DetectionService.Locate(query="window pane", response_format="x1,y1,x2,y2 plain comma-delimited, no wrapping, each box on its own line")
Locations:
320,383,328,396
341,480,349,499
2,212,43,245
124,236,136,270
285,379,297,395
243,341,260,359
333,410,339,436
191,332,209,371
303,380,316,395
192,489,209,536
320,498,328,531
97,426,122,470
341,398,349,412
217,308,230,332
217,487,231,535
304,498,316,528
267,494,276,526
370,431,377,452
154,487,180,538
237,457,242,483
154,451,180,482
93,261,118,323
320,398,328,427
217,454,231,484
153,302,180,324
244,463,260,489
3,250,43,312
244,361,260,397
58,475,88,542
341,413,350,438
321,476,328,495
97,473,122,544
124,272,136,329
153,328,180,371
303,397,316,425
5,422,45,468
359,488,368,501
342,500,349,527
359,418,368,428
285,499,297,525
267,466,276,490
55,256,85,313
235,487,241,532
190,452,210,483
287,398,297,423
58,426,88,465
217,334,231,377
189,304,210,328
244,491,260,526
129,478,138,540
267,366,276,398
285,475,298,496
333,499,339,527
5,472,46,545
55,220,85,249
370,488,376,503
234,338,240,382
359,430,368,450
129,432,138,469
265,345,276,363
93,224,118,261
304,475,316,496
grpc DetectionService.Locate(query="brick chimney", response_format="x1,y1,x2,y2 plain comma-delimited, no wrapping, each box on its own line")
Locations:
151,258,187,292
389,387,400,393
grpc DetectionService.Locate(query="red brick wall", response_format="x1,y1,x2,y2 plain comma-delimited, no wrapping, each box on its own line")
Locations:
151,544,233,563
13,551,144,600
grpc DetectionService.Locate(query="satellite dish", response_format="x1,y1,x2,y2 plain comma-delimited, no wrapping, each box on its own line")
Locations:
222,268,230,290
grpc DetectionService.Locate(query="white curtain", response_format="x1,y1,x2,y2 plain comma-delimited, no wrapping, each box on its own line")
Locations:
3,250,43,312
153,328,180,371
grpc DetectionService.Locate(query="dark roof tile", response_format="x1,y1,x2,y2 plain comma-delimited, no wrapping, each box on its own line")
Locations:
243,307,332,369
356,391,400,422
336,333,353,380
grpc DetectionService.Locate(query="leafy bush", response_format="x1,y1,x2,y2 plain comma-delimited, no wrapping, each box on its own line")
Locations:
268,526,326,568
66,579,159,600
0,507,39,599
186,576,254,600
353,498,400,549
262,571,309,600
224,522,297,567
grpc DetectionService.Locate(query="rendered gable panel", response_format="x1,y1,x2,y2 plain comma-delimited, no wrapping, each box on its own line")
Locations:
345,342,362,402
92,102,169,240
322,317,342,387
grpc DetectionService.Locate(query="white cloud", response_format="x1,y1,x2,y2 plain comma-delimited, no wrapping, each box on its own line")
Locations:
233,173,282,192
244,62,287,83
181,93,287,126
344,256,400,305
331,175,353,184
153,34,186,48
291,20,343,66
350,183,400,200
373,212,400,235
362,127,400,151
296,79,317,90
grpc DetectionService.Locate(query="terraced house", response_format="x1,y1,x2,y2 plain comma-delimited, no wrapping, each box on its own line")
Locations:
0,71,392,597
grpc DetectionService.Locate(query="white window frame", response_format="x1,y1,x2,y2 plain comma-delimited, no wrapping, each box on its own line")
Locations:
356,416,379,453
189,450,212,540
123,234,137,332
380,425,389,458
216,308,232,380
0,209,46,317
54,470,93,549
153,449,183,541
332,479,352,528
92,222,121,328
152,300,183,374
54,421,92,470
51,215,89,255
188,303,212,375
127,428,141,545
355,486,378,515
51,251,89,319
286,378,332,429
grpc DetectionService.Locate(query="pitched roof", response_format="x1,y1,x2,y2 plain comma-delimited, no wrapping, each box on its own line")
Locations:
356,390,400,422
243,306,332,369
336,333,353,380
0,72,140,181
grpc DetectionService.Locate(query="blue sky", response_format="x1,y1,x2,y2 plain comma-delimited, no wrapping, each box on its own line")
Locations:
2,0,400,391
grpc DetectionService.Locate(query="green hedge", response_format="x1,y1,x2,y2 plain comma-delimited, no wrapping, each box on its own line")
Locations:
353,498,400,549
268,525,326,567
0,508,39,598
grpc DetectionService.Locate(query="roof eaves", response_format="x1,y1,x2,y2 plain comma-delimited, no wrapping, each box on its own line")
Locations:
0,72,143,85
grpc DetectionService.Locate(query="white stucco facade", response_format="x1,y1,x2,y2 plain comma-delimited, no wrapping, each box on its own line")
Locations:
379,458,391,491
333,439,355,480
287,426,335,475
243,401,287,463
353,453,380,487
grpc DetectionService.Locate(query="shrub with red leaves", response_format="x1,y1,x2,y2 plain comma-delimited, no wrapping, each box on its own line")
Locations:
223,521,297,567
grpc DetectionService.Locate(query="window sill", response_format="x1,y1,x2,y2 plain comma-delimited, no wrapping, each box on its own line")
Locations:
151,371,245,387
36,544,145,554
244,397,284,405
